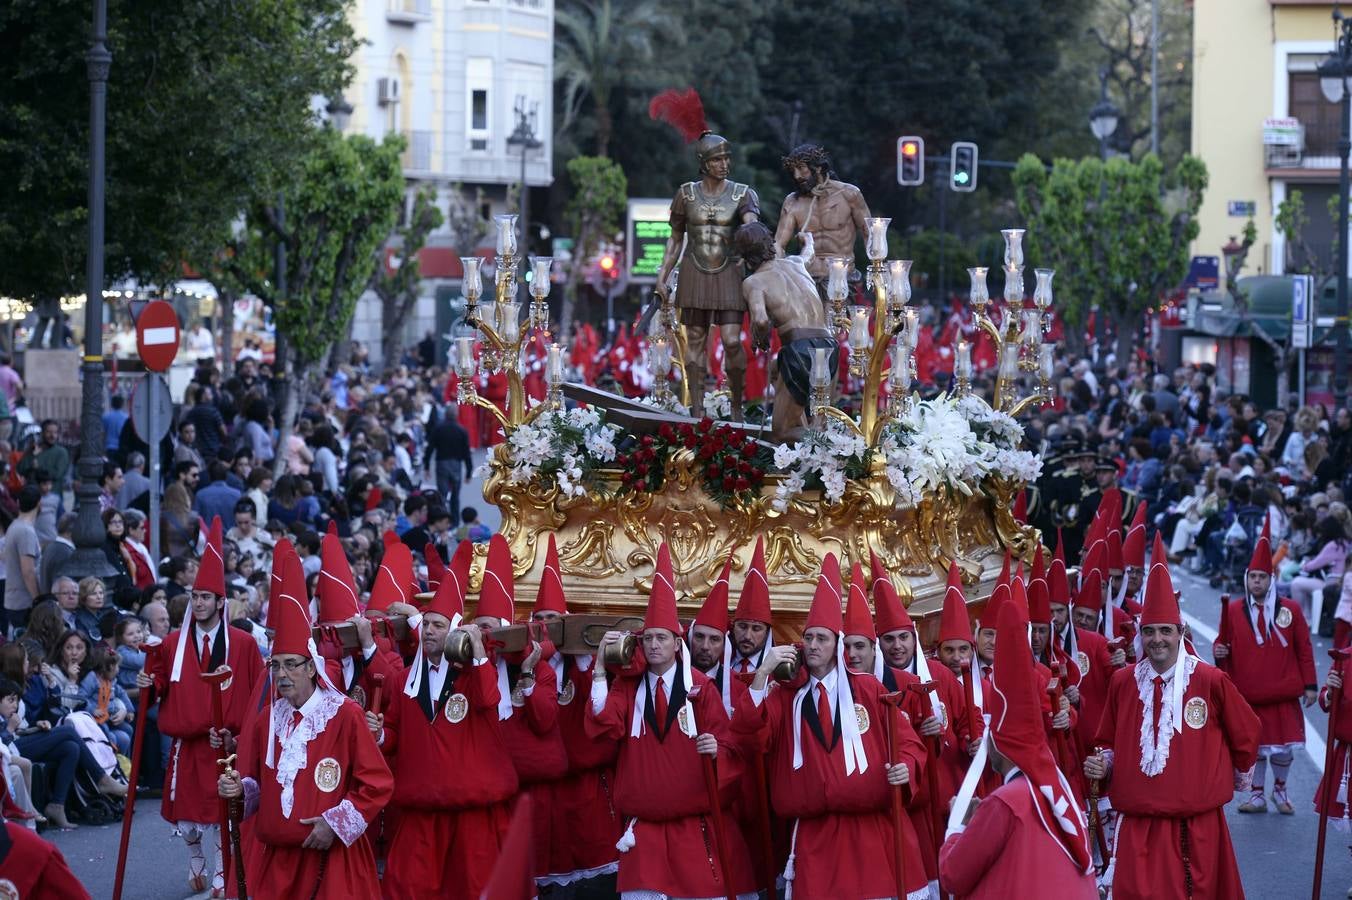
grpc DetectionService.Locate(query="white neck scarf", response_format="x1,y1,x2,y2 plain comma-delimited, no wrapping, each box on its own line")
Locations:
629,648,696,741
791,642,868,776
170,617,229,683
1135,654,1196,777
402,612,462,699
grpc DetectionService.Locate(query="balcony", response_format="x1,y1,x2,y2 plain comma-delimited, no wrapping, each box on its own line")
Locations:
386,0,430,25
1265,116,1343,170
402,131,432,173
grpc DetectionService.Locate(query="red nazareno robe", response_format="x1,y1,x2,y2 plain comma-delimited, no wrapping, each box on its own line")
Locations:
0,821,89,900
735,669,930,900
1315,676,1352,820
380,657,519,900
1217,595,1316,748
585,667,758,899
1069,626,1116,751
1094,660,1260,900
236,691,393,899
147,624,263,825
500,657,568,878
546,655,622,882
939,771,1098,899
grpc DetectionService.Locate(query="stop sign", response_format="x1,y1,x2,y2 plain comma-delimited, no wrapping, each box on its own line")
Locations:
136,300,181,372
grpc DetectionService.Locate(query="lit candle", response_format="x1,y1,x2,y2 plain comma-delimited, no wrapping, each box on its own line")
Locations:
810,347,832,388
455,337,476,376
495,214,519,258
1003,266,1024,304
968,267,989,307
891,342,912,392
1021,309,1040,347
500,302,521,343
650,336,671,377
1033,268,1054,311
956,341,972,380
826,257,850,302
887,259,912,306
849,306,871,352
866,217,891,262
1040,343,1055,382
1000,343,1020,379
903,308,919,350
547,343,564,384
531,257,554,300
1001,228,1025,270
461,257,484,301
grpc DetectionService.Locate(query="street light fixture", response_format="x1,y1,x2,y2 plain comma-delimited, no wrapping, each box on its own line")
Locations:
1088,69,1120,160
506,96,543,303
326,95,353,132
1318,8,1352,410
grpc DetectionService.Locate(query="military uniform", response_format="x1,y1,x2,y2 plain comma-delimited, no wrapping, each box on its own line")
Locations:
1036,445,1096,560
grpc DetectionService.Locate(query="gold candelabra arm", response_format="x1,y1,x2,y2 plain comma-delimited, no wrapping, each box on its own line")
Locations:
463,388,512,432
857,273,892,442
819,404,866,439
670,322,691,408
467,316,506,352
1004,392,1049,420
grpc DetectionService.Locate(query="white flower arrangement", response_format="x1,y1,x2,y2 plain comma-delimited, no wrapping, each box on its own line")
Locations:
956,394,1023,450
771,417,871,511
878,396,994,503
702,390,733,420
503,407,620,497
637,393,689,415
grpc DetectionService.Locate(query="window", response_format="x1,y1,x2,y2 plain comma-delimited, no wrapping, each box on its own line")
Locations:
1289,71,1342,159
466,58,492,153
472,90,488,130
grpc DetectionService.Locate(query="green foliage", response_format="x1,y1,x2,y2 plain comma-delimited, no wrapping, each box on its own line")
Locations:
564,157,628,255
446,183,492,256
0,0,358,300
1012,153,1206,350
225,130,406,366
373,186,444,363
1274,190,1326,278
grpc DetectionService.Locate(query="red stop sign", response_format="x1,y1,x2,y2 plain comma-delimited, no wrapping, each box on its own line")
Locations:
136,300,181,372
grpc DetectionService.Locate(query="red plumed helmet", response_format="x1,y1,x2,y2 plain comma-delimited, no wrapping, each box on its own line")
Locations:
648,88,708,143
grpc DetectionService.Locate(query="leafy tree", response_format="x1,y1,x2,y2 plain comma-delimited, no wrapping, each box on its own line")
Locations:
0,0,357,301
1012,152,1207,363
370,186,444,366
222,129,405,474
560,156,628,329
1275,188,1340,282
1222,217,1300,407
446,183,492,255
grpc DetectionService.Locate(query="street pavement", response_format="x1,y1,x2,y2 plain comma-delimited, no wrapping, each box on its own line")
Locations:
38,494,1352,897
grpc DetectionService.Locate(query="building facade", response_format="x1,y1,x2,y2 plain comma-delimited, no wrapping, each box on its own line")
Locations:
340,0,555,365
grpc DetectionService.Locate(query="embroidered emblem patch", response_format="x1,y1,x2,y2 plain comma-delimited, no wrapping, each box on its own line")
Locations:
349,685,367,708
1276,606,1293,629
678,704,694,737
1077,651,1090,676
1184,697,1208,730
558,680,576,706
314,757,341,792
445,693,469,724
0,879,18,900
854,703,871,734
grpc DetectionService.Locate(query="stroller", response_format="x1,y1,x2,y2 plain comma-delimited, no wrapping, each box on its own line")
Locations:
60,710,127,826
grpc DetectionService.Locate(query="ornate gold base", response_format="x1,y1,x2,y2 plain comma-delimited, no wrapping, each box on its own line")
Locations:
475,446,1040,643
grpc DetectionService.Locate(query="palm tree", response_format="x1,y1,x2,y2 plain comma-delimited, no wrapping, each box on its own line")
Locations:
554,0,674,158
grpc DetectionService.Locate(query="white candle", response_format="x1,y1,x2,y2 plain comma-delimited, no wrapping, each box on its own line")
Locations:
956,341,972,380
500,302,521,343
495,214,518,258
531,257,554,299
866,218,891,262
826,257,850,302
903,308,919,350
461,257,484,301
891,343,912,391
1001,228,1025,270
1040,343,1055,382
1003,266,1023,304
849,306,871,351
968,267,989,307
455,337,476,376
1033,268,1054,311
1000,343,1020,379
887,260,912,305
547,343,564,384
810,347,831,387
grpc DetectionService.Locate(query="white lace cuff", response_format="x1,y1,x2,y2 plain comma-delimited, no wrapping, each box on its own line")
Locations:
241,777,260,820
321,798,367,847
590,677,607,714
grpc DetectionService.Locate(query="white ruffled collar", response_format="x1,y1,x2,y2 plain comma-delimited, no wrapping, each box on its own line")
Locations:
271,688,344,817
1135,655,1196,777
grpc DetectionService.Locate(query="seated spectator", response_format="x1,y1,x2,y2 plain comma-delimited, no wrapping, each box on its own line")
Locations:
72,578,112,644
1281,515,1350,625
19,598,66,659
78,646,133,755
454,506,492,544
0,678,40,824
111,617,145,700
45,630,90,712
37,513,77,594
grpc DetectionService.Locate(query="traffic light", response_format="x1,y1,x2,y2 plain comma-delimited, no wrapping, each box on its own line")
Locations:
950,141,978,192
897,136,924,186
599,254,617,280
587,250,626,296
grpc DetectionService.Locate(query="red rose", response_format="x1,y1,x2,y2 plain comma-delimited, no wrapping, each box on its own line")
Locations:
706,464,720,480
736,477,750,491
698,417,714,434
620,471,632,483
641,435,654,448
739,461,752,475
722,474,736,491
616,453,629,466
659,423,675,441
636,463,649,476
742,440,758,455
684,435,697,450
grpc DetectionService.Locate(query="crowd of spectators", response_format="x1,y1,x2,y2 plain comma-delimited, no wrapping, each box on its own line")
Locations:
0,340,487,832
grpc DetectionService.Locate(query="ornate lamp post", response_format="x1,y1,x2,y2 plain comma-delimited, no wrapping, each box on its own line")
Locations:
66,0,117,580
1088,69,1120,161
1319,9,1352,410
505,96,542,301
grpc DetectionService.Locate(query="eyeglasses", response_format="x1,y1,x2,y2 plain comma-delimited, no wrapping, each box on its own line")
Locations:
267,658,312,674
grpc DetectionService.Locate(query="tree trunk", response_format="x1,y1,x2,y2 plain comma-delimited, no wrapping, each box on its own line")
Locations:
218,287,235,378
595,104,612,159
271,358,305,481
1111,308,1136,372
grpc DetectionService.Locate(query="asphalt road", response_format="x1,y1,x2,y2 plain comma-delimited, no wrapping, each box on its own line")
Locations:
33,506,1352,898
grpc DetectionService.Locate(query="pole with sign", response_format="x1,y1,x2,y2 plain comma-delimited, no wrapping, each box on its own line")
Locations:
1293,274,1314,407
134,300,180,564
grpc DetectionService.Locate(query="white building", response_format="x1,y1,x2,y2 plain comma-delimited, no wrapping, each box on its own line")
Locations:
341,0,554,366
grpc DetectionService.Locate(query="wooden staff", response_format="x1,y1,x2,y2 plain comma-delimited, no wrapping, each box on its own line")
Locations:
1045,677,1075,793
700,754,736,900
218,752,248,900
370,672,385,712
880,692,910,900
959,659,980,746
905,680,946,889
1313,647,1351,900
200,666,235,895
1087,744,1110,875
111,684,154,900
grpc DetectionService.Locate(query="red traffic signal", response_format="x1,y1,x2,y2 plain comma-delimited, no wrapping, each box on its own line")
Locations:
901,140,919,158
897,136,925,186
599,255,616,274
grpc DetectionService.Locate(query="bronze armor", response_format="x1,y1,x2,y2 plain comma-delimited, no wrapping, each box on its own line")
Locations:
679,181,750,274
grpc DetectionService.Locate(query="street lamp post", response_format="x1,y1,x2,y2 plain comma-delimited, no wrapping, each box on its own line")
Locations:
1088,68,1121,161
506,97,542,302
1320,9,1352,411
66,0,116,580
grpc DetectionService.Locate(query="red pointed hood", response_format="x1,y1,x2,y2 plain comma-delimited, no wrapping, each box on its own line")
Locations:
1140,557,1182,626
805,553,844,634
424,540,472,623
643,543,682,634
1009,577,1030,620
1122,523,1145,570
1048,558,1072,608
989,601,1093,873
1076,569,1104,612
732,536,772,625
1106,529,1124,574
382,529,398,550
1054,528,1067,568
478,534,516,623
938,563,972,645
271,551,315,659
534,533,568,615
694,552,733,633
368,542,413,614
1083,540,1107,583
996,552,1012,593
425,543,447,591
871,551,913,636
266,538,298,629
981,583,1012,630
1248,537,1273,576
843,562,874,638
1013,490,1028,524
1028,577,1052,624
1261,510,1272,545
318,532,361,622
1031,544,1046,583
194,516,226,597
